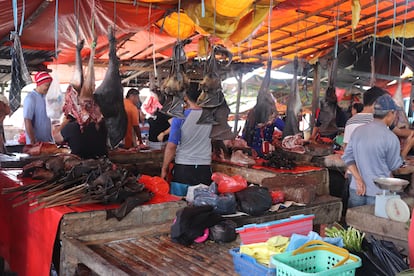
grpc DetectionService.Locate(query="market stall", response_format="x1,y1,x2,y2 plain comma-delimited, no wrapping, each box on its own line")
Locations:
0,169,184,276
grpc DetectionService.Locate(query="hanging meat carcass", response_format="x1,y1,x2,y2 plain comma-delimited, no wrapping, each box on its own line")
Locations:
160,39,192,118
253,59,277,125
242,59,277,145
62,39,102,128
94,26,127,148
197,45,236,140
283,56,302,138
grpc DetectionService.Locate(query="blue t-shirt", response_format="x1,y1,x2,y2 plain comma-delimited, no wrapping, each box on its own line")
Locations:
23,90,53,144
342,120,403,196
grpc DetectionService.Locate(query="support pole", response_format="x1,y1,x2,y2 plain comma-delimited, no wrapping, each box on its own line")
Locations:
311,62,321,131
234,71,243,135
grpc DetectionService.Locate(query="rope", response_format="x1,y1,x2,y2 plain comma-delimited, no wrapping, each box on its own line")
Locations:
213,0,216,38
333,2,340,59
399,0,409,77
12,0,18,34
74,0,80,44
201,0,205,18
372,0,379,58
113,0,117,31
11,0,26,36
388,0,397,76
19,0,25,36
91,0,96,49
54,0,59,59
267,0,273,59
177,0,181,41
149,3,157,78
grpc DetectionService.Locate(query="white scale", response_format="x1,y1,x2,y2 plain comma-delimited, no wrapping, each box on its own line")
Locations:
374,177,411,223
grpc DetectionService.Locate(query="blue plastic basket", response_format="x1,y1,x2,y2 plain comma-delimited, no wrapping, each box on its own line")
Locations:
229,248,276,276
271,240,361,276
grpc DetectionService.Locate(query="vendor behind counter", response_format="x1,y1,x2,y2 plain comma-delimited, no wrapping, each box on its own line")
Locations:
54,115,108,159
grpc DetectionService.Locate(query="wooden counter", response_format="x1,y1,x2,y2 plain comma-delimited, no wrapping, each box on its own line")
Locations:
346,205,409,253
212,162,330,196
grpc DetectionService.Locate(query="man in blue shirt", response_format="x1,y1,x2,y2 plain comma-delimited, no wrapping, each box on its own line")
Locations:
23,71,53,144
161,83,213,196
342,94,406,207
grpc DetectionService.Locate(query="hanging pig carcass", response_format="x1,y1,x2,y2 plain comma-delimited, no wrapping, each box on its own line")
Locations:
94,27,127,148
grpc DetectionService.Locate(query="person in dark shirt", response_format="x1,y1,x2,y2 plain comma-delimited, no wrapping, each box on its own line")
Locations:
148,110,172,148
56,115,108,159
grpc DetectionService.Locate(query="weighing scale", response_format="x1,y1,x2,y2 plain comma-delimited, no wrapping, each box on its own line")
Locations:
374,177,411,222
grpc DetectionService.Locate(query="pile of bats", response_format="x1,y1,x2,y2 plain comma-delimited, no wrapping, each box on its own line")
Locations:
2,155,152,220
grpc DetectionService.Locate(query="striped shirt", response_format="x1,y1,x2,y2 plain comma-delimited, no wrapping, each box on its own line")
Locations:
343,113,373,144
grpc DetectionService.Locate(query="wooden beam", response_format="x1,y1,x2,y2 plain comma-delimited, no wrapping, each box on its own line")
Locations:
121,58,170,84
243,0,406,58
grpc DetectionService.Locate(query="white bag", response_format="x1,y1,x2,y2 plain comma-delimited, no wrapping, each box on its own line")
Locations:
46,70,64,120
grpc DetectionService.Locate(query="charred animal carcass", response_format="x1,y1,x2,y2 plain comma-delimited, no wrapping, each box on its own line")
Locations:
160,39,192,118
94,26,127,148
197,45,236,141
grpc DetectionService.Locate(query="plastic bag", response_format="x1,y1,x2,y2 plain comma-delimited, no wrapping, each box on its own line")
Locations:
215,193,237,215
211,172,247,194
138,175,169,195
235,185,272,216
186,184,210,203
209,220,237,243
46,70,64,120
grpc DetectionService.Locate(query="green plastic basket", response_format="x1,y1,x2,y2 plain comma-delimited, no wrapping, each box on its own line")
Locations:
271,240,361,276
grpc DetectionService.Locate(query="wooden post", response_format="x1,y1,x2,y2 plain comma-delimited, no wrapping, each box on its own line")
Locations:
233,71,243,134
311,62,321,130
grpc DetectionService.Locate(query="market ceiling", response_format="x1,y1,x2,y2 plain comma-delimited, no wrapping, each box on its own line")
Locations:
1,0,414,85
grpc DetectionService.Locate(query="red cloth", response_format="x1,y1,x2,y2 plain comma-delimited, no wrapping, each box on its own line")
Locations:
409,208,414,268
0,169,180,276
251,165,323,174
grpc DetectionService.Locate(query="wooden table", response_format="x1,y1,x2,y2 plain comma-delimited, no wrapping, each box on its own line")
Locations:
59,194,342,275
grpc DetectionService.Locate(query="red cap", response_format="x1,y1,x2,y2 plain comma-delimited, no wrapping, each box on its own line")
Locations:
34,71,52,86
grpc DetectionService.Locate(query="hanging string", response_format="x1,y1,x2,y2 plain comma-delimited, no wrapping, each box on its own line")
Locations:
201,0,205,18
267,0,273,59
19,0,25,36
399,0,409,77
74,0,80,44
333,3,340,59
213,0,217,38
149,3,157,78
54,0,59,59
369,0,379,86
11,0,26,36
91,0,96,48
372,0,379,59
177,0,181,41
388,0,397,76
113,0,117,31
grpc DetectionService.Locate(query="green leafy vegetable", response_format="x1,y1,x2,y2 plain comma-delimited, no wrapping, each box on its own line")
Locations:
325,223,365,252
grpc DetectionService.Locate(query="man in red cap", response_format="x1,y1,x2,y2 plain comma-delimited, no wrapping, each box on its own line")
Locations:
23,71,53,144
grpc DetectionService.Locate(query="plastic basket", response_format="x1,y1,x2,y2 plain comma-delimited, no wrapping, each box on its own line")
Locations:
229,248,276,276
271,240,361,276
236,214,314,244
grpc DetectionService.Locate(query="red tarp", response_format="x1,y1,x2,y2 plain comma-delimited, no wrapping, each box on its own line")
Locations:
0,169,179,276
